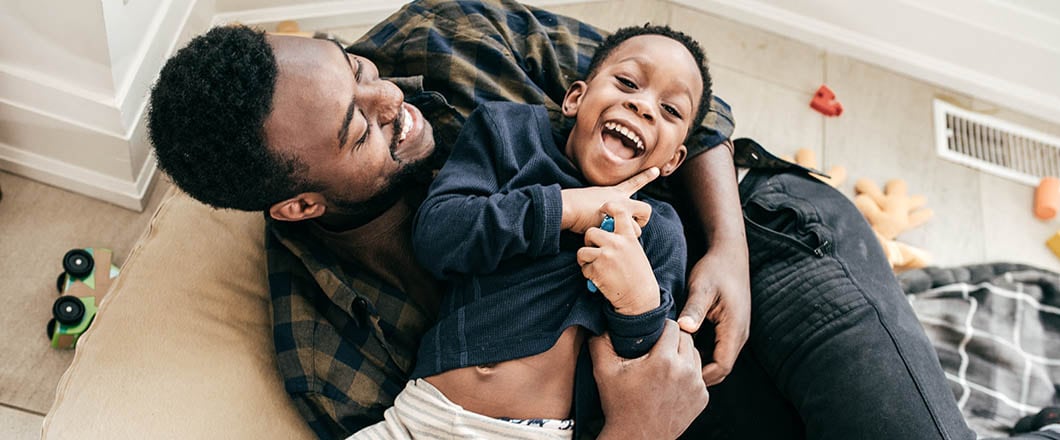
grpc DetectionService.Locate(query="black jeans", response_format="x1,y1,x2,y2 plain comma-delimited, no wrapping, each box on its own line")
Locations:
681,169,1058,440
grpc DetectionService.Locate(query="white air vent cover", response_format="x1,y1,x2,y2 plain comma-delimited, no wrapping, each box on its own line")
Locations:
933,99,1060,186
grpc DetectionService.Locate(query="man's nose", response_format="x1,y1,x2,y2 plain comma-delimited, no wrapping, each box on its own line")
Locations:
362,80,404,124
624,99,654,122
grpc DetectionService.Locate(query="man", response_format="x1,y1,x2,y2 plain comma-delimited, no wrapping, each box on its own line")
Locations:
147,0,1060,439
150,1,717,437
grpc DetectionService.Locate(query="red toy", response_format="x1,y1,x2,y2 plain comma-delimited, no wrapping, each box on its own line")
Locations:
810,85,843,117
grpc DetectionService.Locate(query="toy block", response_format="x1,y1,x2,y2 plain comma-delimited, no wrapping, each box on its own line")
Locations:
1047,232,1060,259
810,85,843,117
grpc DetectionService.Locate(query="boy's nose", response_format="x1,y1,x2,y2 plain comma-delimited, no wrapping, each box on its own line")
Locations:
625,100,654,122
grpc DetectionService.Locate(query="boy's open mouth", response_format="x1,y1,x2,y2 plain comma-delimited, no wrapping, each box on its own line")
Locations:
601,121,645,160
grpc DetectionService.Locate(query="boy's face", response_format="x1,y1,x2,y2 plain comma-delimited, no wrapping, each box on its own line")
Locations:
562,34,702,186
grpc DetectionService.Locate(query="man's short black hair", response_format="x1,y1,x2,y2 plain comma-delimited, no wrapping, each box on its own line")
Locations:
586,24,713,135
148,25,313,211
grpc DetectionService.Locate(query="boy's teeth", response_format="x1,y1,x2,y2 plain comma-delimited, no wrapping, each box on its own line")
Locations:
604,121,644,153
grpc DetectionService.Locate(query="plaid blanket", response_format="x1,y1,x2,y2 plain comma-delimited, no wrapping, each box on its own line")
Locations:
899,263,1060,437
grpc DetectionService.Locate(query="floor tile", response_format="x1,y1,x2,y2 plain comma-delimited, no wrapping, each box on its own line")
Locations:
667,4,824,94
0,406,42,440
0,172,170,413
821,53,986,267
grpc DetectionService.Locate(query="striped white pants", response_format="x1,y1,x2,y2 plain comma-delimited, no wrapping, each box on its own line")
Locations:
349,379,574,440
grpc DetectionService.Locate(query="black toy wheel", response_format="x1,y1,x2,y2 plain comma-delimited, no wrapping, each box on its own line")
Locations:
56,272,67,293
52,296,85,325
46,318,56,340
62,249,94,278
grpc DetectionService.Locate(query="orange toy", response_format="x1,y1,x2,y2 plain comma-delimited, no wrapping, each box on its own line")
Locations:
1035,177,1059,220
780,148,847,188
854,179,933,240
853,178,934,272
272,20,314,38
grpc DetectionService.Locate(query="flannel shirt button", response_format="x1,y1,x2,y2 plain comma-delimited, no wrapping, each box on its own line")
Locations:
352,297,370,327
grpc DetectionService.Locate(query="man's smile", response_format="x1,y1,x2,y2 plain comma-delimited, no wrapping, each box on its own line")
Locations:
391,102,431,163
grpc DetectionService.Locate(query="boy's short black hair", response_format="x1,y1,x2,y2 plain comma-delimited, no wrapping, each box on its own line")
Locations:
147,25,314,211
586,24,712,136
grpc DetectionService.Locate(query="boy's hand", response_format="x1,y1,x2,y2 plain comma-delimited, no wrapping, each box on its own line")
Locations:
561,167,659,234
577,202,659,315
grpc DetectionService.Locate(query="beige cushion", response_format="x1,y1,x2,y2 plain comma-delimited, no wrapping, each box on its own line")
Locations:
43,188,314,439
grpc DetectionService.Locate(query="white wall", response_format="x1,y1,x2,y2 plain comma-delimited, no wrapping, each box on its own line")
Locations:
1,0,1058,210
0,0,212,210
678,0,1060,126
104,0,164,96
0,1,113,97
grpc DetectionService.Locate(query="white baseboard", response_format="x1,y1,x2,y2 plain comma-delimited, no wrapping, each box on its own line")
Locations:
114,0,206,132
212,0,404,28
0,142,158,211
0,0,206,138
0,0,209,211
6,0,1057,211
671,0,1060,127
211,0,594,28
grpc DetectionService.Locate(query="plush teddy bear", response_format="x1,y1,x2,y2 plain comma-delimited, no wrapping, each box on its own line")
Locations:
780,148,933,272
270,20,349,45
781,148,847,188
853,179,934,272
273,20,314,38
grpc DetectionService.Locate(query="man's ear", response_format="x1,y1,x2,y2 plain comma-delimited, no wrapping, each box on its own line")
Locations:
562,80,588,117
659,145,688,177
268,193,327,222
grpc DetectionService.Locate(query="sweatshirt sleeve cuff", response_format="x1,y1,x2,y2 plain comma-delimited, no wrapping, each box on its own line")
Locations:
604,292,674,359
528,183,563,256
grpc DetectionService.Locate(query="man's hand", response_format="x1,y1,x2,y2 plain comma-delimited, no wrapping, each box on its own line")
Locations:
591,320,708,440
675,142,751,387
561,167,659,234
678,246,751,386
577,202,658,315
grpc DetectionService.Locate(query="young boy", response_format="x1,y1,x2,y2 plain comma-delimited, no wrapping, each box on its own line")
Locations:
353,25,711,439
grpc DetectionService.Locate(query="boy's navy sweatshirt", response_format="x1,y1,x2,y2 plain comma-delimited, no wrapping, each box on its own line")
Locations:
411,101,686,378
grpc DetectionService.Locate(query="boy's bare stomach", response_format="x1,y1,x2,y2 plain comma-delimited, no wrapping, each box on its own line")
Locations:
424,326,585,420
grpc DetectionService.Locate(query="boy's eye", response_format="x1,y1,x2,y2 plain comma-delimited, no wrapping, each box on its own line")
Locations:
616,77,637,89
662,104,682,119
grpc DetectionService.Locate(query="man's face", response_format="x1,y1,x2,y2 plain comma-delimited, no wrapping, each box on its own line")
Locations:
563,35,701,186
264,35,434,214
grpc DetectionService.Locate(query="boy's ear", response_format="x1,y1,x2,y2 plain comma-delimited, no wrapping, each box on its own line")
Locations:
659,144,688,177
562,80,588,117
268,193,327,222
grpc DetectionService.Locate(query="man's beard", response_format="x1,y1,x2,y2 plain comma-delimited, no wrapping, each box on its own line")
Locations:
326,146,440,228
321,109,445,228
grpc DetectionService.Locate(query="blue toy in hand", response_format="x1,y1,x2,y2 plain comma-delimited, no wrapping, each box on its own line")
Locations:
586,215,615,293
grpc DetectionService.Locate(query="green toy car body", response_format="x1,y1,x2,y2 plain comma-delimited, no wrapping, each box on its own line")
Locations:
48,248,120,349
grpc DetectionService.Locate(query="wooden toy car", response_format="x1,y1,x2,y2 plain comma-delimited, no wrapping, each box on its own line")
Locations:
47,248,120,349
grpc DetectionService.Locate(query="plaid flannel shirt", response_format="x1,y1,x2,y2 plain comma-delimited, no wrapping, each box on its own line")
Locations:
268,0,737,438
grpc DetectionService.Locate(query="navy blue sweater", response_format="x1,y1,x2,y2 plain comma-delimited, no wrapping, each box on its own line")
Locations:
411,102,686,378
